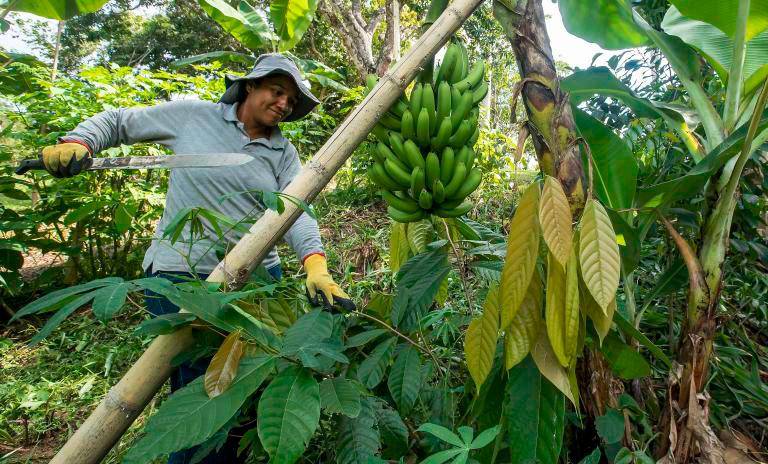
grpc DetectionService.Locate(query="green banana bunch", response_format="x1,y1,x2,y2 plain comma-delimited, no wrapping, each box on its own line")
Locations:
366,40,488,223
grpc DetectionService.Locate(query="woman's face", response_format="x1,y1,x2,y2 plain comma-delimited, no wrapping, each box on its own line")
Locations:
243,75,299,127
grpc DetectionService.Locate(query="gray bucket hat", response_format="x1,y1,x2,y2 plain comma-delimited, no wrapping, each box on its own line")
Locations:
219,53,320,122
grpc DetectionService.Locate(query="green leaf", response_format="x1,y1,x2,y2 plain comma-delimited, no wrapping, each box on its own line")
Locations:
123,355,275,464
63,201,109,225
281,309,333,354
11,0,109,20
319,377,361,418
579,448,602,464
346,329,388,348
391,247,451,331
257,365,320,464
387,344,422,414
417,423,465,448
662,6,768,96
29,292,97,345
573,109,638,210
357,337,396,388
389,221,410,273
372,400,408,457
470,425,501,449
172,51,255,68
199,0,275,50
420,449,464,464
668,0,768,40
91,282,132,322
606,209,640,275
134,313,197,336
613,312,672,368
504,356,565,464
335,397,381,464
600,332,652,380
13,277,124,321
639,258,688,310
114,204,135,234
558,0,650,49
595,408,625,444
637,108,768,208
270,0,319,51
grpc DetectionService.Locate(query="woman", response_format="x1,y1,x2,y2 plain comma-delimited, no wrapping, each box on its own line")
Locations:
41,53,353,463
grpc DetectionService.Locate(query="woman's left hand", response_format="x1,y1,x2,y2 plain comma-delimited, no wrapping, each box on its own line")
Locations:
303,254,356,312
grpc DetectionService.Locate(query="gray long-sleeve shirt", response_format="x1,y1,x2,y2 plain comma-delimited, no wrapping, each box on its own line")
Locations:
64,99,324,274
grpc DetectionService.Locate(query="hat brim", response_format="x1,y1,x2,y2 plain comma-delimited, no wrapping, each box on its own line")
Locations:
219,69,319,122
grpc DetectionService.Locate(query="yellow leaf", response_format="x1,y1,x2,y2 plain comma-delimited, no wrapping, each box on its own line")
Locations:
465,286,500,392
504,272,543,370
435,275,449,306
500,183,541,330
563,247,580,366
406,218,434,255
578,199,620,312
545,253,568,367
584,287,615,346
204,330,244,398
539,176,573,268
531,329,576,406
390,221,410,273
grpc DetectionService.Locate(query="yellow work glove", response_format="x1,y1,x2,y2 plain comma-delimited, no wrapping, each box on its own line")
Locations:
304,254,355,312
41,142,91,178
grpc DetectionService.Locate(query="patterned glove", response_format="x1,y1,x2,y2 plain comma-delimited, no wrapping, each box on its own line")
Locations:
304,254,355,312
41,142,91,178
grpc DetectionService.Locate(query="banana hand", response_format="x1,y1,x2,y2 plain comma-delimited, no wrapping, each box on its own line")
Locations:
304,254,355,312
41,142,91,178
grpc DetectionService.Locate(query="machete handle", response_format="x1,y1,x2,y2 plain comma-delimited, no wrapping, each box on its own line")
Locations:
15,158,45,175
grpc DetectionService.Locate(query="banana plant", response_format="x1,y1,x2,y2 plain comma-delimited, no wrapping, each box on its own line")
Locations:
557,0,768,460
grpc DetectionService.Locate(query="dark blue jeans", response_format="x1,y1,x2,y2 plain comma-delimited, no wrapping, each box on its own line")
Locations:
144,265,282,464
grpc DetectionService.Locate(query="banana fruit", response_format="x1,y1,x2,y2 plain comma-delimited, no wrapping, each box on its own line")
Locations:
365,41,487,223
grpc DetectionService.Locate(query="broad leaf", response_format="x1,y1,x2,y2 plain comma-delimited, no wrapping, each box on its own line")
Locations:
199,0,275,50
172,51,255,68
465,287,500,392
13,277,124,321
63,201,110,225
11,0,109,20
257,366,320,463
319,377,361,418
640,258,688,311
559,0,650,49
470,425,501,449
531,330,576,405
407,218,434,254
595,408,625,444
391,247,451,330
539,176,573,268
504,272,543,370
504,356,565,464
346,329,388,348
29,292,97,345
357,337,396,388
662,6,768,96
123,355,275,464
270,0,319,51
579,200,621,313
281,309,333,355
387,344,422,414
637,108,768,208
584,289,615,346
373,400,409,457
205,331,245,398
335,397,380,464
499,182,540,330
601,332,652,380
545,254,568,367
563,248,580,365
417,423,465,448
613,312,672,368
668,0,768,40
91,282,132,322
134,313,197,336
390,221,410,273
573,109,637,210
606,209,641,275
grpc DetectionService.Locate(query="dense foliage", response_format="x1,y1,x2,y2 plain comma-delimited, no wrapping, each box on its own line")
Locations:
1,0,767,463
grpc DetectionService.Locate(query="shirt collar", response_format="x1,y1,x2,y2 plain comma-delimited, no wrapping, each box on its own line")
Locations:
220,102,287,150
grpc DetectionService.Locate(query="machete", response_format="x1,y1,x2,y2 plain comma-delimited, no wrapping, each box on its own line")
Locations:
15,153,253,175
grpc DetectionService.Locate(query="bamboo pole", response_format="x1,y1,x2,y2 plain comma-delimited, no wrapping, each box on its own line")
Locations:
51,0,484,461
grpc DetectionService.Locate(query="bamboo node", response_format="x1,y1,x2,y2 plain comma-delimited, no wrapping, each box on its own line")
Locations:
105,388,139,418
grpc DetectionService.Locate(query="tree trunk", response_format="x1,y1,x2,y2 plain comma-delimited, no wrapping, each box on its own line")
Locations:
50,20,64,81
377,0,401,75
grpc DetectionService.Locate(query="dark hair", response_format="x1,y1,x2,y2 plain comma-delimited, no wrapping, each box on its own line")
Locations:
238,78,263,102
